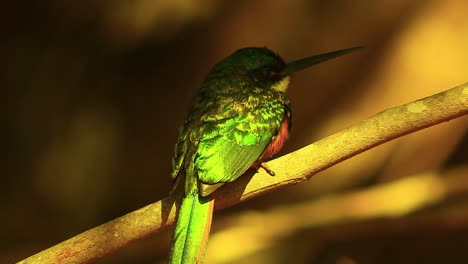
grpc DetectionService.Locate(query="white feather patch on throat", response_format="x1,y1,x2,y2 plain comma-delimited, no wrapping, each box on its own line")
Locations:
272,76,290,92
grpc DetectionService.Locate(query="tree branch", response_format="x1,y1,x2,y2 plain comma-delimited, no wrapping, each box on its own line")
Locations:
18,82,468,264
204,166,468,263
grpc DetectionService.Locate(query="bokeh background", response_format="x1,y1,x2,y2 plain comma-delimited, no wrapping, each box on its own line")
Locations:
3,1,468,263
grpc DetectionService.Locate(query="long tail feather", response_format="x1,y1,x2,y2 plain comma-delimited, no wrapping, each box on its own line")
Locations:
169,194,214,264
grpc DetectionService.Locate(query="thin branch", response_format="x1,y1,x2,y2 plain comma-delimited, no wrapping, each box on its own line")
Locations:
18,82,468,264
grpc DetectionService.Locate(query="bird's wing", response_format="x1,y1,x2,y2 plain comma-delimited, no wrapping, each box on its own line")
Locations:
195,100,286,185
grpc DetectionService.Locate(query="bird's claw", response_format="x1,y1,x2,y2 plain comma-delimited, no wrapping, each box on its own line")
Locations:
260,164,275,176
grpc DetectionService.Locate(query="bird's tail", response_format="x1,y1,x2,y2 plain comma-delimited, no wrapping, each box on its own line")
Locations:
169,193,214,264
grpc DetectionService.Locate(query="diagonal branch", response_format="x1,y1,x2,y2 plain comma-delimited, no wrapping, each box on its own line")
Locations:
18,82,468,264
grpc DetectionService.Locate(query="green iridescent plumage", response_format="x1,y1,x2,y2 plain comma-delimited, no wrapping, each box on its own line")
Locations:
168,46,362,263
172,48,291,194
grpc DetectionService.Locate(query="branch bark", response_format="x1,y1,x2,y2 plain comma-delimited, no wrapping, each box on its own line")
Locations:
204,166,468,263
18,82,468,264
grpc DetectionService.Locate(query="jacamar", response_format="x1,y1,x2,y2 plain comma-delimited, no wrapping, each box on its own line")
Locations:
168,46,362,263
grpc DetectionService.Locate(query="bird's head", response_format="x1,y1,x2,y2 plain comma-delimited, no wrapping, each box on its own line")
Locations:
209,46,363,93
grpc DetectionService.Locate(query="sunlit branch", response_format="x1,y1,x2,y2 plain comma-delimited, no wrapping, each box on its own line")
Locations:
18,82,468,264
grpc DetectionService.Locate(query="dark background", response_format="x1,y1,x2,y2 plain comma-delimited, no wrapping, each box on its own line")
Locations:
2,1,468,263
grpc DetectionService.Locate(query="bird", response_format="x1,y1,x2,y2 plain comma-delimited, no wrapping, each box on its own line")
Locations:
168,46,362,263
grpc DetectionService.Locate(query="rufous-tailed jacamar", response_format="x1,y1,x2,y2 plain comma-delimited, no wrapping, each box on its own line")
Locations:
169,46,362,263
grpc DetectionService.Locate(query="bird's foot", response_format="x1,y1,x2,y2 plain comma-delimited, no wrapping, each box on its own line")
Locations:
260,163,275,176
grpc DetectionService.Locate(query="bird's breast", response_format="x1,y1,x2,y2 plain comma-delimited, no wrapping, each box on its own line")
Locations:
257,114,290,163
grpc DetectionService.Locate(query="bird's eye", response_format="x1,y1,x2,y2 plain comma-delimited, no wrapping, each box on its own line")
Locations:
262,67,280,79
251,66,280,83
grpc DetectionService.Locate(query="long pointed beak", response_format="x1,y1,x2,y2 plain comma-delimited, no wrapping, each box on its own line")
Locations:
280,46,363,77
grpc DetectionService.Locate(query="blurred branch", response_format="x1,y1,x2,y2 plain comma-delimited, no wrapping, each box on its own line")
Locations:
206,166,468,262
18,82,468,263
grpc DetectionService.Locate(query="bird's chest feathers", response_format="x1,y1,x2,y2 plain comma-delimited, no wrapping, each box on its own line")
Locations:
259,115,290,161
